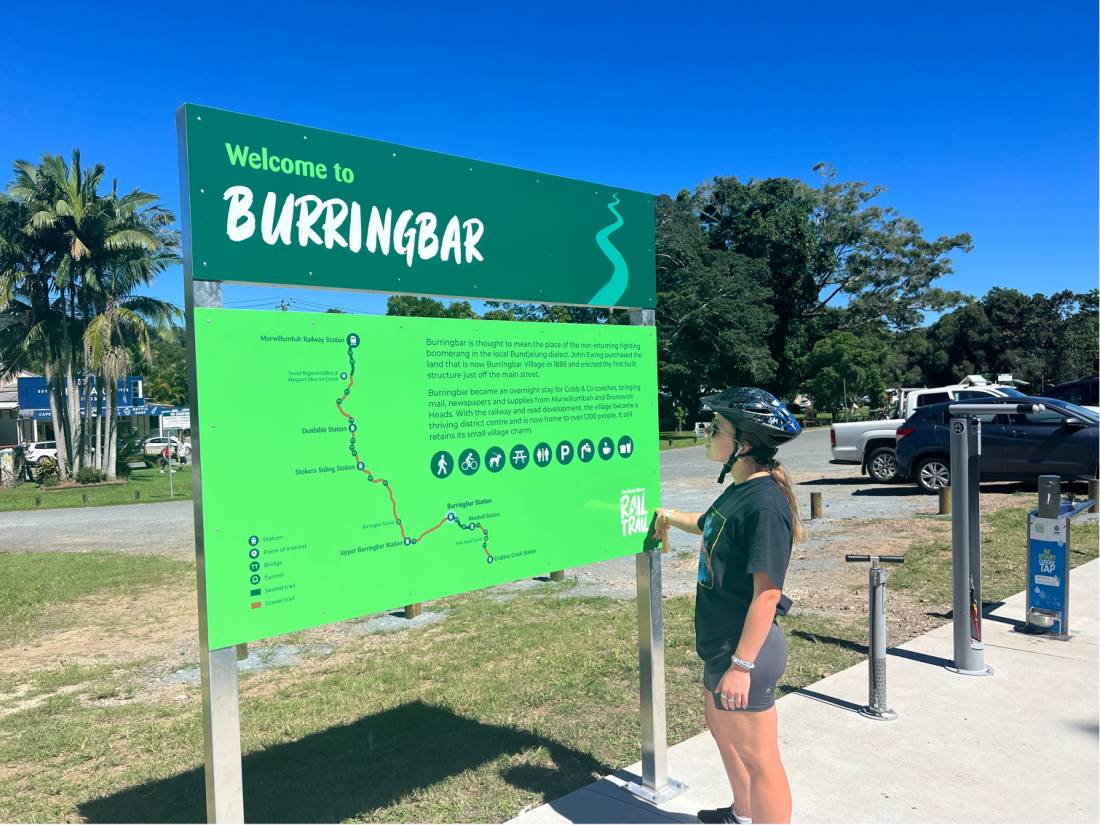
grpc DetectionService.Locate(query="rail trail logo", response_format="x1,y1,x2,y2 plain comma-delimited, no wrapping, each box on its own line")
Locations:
620,487,648,537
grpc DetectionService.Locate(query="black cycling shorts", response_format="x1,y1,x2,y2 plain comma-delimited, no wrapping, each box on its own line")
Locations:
703,621,788,712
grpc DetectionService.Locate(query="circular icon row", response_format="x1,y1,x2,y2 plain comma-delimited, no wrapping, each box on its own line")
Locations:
430,436,634,478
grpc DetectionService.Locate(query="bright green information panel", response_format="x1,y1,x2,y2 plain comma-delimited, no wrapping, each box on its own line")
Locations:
179,104,655,308
194,309,659,648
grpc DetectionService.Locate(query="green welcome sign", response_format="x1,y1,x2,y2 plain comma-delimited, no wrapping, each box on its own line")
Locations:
194,310,659,648
178,104,656,308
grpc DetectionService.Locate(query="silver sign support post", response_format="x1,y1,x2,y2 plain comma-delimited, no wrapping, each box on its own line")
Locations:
178,105,245,823
946,402,1044,676
624,308,687,805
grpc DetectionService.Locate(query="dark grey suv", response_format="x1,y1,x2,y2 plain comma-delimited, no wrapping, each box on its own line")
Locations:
895,396,1099,493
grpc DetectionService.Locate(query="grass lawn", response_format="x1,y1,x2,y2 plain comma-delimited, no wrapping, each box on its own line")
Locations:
659,432,705,451
0,550,862,824
0,551,189,646
891,504,1099,604
0,465,193,511
2,503,1093,822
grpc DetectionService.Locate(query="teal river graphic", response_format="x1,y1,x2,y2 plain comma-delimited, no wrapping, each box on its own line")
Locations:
589,194,629,306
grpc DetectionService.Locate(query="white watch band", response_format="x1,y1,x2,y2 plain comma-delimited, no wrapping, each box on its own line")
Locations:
730,655,755,671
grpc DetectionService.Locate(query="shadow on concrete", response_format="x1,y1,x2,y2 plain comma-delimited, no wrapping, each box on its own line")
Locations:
790,629,867,656
780,686,863,713
800,477,872,487
886,647,953,668
77,700,611,823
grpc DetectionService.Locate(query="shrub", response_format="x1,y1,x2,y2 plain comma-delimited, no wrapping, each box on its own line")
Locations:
76,466,104,484
36,457,59,486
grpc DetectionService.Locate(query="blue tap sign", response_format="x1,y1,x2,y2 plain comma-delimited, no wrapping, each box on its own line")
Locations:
1028,515,1069,634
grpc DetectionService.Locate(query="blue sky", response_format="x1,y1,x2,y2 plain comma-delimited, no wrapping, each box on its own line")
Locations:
2,1,1096,318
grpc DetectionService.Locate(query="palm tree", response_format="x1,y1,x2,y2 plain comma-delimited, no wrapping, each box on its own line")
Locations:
84,196,180,479
8,150,174,478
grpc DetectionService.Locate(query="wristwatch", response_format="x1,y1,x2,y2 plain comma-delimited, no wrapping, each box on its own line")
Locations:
730,655,755,671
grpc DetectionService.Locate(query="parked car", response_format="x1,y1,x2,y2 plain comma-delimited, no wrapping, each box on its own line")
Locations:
23,440,57,465
830,377,1025,482
142,435,191,459
1043,375,1099,414
895,396,1099,493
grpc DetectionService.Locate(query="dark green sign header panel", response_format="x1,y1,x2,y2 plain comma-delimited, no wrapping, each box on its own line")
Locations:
178,104,655,308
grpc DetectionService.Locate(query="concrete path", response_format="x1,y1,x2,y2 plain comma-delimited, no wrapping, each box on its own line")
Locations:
510,559,1100,824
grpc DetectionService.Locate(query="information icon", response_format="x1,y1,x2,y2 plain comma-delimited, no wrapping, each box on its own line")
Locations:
485,446,506,472
431,451,454,478
598,437,615,460
459,448,481,476
556,440,574,465
533,442,553,467
510,444,530,469
617,435,634,458
577,439,595,462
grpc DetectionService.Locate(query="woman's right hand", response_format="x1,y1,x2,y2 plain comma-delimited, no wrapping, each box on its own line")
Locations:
654,508,675,546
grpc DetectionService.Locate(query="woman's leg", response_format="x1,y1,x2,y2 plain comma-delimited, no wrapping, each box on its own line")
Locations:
706,704,790,824
704,689,752,819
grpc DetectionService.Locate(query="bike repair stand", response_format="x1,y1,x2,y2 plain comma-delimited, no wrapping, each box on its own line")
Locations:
944,402,1045,676
845,554,905,720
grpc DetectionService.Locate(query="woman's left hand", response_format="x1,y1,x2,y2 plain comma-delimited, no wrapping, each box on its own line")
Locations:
716,667,751,710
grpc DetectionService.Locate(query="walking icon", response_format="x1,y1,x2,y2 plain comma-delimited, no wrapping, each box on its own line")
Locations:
430,450,454,478
510,444,530,469
459,449,480,476
534,442,552,467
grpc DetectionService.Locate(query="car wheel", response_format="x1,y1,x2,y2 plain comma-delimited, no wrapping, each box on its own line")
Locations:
915,457,950,493
866,447,899,483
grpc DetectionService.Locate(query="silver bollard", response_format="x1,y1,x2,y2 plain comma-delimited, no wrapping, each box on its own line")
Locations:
846,554,904,720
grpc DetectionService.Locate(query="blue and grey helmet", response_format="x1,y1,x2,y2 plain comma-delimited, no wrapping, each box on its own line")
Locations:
701,387,802,449
702,387,801,482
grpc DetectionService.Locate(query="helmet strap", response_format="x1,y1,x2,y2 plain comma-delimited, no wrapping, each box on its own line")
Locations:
717,443,744,484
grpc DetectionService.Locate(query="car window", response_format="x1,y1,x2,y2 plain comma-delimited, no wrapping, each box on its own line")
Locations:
1055,401,1100,423
1008,409,1080,426
955,390,994,400
916,392,950,407
998,387,1025,397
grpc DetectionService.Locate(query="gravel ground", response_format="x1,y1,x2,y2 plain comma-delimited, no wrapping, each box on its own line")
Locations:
0,427,1075,598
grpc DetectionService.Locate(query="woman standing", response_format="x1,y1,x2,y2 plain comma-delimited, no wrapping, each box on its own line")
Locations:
656,388,803,824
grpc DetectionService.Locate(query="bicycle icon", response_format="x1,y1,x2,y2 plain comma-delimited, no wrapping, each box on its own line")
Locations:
459,448,481,476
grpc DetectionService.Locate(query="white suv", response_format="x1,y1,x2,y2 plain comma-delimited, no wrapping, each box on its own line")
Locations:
24,441,58,465
142,436,191,459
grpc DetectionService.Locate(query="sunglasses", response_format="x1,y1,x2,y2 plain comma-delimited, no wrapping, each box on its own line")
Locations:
706,420,729,438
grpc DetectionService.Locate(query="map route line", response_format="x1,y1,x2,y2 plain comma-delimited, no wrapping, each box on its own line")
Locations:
334,334,493,562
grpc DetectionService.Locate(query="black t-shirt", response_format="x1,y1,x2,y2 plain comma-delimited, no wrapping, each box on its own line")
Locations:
694,476,793,662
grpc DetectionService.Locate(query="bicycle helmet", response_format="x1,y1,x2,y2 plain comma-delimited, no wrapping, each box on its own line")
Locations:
701,387,802,482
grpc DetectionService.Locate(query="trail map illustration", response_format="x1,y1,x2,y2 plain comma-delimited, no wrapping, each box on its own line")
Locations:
194,309,659,648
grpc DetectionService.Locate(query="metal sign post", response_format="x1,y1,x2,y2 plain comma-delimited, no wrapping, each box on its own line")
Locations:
624,308,686,805
946,402,1045,676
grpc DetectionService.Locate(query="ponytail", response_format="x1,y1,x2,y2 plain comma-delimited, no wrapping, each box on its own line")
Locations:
732,425,805,544
768,462,805,544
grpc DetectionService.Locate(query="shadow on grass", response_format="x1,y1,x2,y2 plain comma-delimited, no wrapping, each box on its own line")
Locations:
790,629,867,656
78,700,612,823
